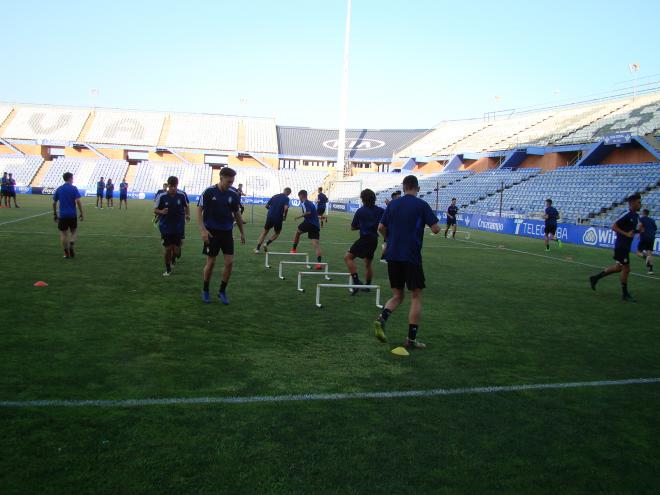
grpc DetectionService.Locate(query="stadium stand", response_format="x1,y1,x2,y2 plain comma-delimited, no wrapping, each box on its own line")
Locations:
231,167,328,198
39,157,128,191
85,110,165,147
242,118,278,154
0,154,43,186
0,104,13,127
1,106,90,142
131,161,212,195
166,113,238,151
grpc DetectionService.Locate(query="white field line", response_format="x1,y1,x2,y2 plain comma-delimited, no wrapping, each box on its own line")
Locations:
0,210,54,226
1,377,658,409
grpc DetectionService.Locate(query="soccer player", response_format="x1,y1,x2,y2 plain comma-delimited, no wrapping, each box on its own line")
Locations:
344,188,384,294
590,194,642,301
236,183,246,216
636,209,656,275
96,177,105,208
7,173,19,208
380,190,401,262
444,197,458,239
316,187,329,227
0,172,8,207
197,167,246,304
290,189,323,269
154,176,189,276
53,172,84,258
254,187,291,253
171,186,190,266
544,199,562,251
105,179,114,208
373,175,440,348
119,180,129,209
153,183,169,225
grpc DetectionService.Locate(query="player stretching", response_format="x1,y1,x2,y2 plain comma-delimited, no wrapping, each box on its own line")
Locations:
95,177,105,208
373,175,440,348
590,194,642,301
544,199,562,251
290,190,323,270
316,187,329,227
198,167,245,304
119,180,129,209
344,188,384,294
444,197,458,238
53,172,84,258
380,190,401,263
154,176,189,276
637,209,656,275
254,187,291,253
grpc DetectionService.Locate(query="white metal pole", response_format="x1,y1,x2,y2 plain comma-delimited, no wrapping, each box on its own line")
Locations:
336,0,352,176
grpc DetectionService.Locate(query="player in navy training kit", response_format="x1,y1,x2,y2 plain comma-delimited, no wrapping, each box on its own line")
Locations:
590,194,642,301
7,173,19,208
53,172,84,258
197,167,246,305
636,209,656,275
119,181,129,209
105,179,114,208
0,172,8,207
444,197,458,239
154,176,189,276
380,190,401,262
96,177,105,208
291,189,323,270
374,175,441,348
344,189,384,294
544,199,562,251
254,187,291,253
316,187,329,227
236,183,246,216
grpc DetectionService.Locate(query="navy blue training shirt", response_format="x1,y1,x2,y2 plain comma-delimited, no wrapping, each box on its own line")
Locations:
352,205,385,237
198,185,239,231
301,200,320,228
157,191,187,235
267,193,290,222
380,194,439,265
640,216,657,242
96,180,105,194
545,206,559,224
317,193,328,206
54,183,81,218
447,204,458,219
614,210,640,251
119,182,128,195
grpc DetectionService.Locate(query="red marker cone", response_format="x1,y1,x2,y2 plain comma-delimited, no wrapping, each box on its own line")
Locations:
33,281,48,287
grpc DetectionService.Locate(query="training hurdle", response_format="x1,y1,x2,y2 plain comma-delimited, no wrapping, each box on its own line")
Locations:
315,284,383,309
297,271,352,292
278,261,329,280
265,251,310,269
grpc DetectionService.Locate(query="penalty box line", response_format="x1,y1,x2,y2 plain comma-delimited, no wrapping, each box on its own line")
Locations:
1,377,659,409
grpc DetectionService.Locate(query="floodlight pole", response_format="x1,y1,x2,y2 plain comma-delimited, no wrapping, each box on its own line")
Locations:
336,0,352,177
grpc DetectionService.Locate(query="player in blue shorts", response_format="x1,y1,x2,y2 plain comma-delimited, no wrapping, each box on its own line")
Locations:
119,180,129,209
636,209,656,275
290,190,323,270
544,199,562,251
254,187,291,253
316,187,328,227
95,177,105,208
344,188,384,294
53,172,84,258
154,176,189,276
444,197,458,239
197,167,246,304
590,194,642,301
374,175,440,348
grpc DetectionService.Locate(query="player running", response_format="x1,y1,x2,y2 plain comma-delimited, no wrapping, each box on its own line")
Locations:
198,167,245,305
444,197,458,239
589,194,642,301
154,176,189,276
316,187,329,227
373,175,441,348
380,190,401,262
544,199,562,251
96,177,105,208
119,180,129,209
636,209,656,275
290,190,323,270
254,187,291,253
53,172,84,259
344,188,384,294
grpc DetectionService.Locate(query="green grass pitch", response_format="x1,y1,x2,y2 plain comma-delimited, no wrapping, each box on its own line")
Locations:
1,195,659,494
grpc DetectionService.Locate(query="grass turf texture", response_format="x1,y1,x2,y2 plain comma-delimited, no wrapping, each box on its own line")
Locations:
1,195,659,493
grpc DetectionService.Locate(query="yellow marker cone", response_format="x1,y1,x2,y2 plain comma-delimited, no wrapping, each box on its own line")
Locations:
391,347,409,357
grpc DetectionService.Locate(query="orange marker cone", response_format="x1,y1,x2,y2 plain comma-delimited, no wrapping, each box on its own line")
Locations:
33,281,48,287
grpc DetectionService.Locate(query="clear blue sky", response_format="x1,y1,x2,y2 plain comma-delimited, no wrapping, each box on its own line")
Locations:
2,0,658,129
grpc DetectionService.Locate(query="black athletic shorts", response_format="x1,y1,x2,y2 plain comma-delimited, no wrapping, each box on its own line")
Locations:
105,193,113,200
298,222,320,240
613,247,631,265
446,217,456,226
162,233,183,247
96,192,103,198
349,235,378,260
9,192,16,198
120,194,127,201
202,229,234,257
545,223,557,235
57,217,78,231
637,239,654,253
264,219,283,234
317,206,326,216
387,261,425,290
